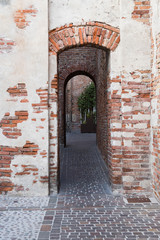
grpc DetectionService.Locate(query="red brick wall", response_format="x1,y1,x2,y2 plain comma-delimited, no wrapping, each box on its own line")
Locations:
132,0,150,25
96,50,110,170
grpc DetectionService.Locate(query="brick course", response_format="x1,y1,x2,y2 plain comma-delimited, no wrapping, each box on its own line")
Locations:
32,88,48,114
7,83,27,98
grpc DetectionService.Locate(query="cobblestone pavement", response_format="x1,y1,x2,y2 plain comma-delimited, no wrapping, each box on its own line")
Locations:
1,133,160,240
0,196,50,240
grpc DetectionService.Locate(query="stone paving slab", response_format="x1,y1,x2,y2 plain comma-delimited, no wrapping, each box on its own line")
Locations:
38,194,160,240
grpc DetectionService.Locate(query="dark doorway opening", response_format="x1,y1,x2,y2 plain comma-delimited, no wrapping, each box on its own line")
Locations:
58,46,110,194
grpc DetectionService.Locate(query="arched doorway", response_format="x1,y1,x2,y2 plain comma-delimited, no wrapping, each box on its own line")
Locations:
65,75,95,136
58,45,111,192
49,22,121,194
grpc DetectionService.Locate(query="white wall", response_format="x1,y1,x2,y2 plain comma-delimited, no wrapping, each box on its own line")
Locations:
0,0,49,196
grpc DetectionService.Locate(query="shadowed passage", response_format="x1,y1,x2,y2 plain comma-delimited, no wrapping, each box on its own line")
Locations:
59,133,111,196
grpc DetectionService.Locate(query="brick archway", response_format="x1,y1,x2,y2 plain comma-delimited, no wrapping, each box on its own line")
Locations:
49,22,120,194
49,22,120,54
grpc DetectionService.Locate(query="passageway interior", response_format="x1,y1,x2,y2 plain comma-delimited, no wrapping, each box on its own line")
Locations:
59,75,112,195
58,46,111,194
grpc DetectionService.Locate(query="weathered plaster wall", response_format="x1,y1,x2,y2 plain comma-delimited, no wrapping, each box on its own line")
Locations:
118,0,152,195
0,0,49,195
150,0,160,200
120,0,151,72
49,0,120,30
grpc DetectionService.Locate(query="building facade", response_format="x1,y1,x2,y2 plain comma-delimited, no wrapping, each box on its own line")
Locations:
0,0,160,200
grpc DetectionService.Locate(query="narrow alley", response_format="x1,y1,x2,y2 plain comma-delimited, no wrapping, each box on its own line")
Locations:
59,133,111,196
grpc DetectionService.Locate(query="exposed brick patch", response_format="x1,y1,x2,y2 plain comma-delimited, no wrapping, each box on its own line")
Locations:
14,5,38,29
49,22,120,55
40,150,47,158
0,141,39,194
122,70,151,194
7,83,27,98
21,141,39,155
0,111,28,139
132,1,151,25
51,74,58,90
49,93,57,107
0,179,14,193
40,175,48,183
15,165,38,176
32,88,48,113
0,37,15,54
